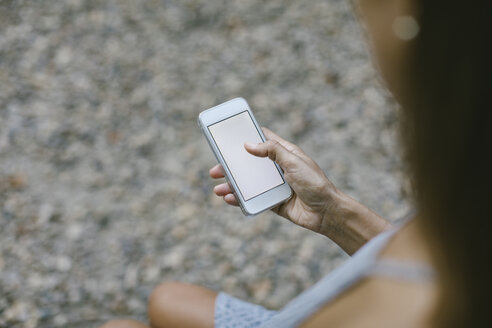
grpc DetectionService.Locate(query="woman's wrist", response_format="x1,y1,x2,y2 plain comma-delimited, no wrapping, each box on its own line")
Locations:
320,191,392,255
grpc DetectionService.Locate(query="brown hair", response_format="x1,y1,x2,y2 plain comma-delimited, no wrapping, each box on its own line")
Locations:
401,2,491,327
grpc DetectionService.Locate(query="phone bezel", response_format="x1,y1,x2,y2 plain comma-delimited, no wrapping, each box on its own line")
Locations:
198,97,292,216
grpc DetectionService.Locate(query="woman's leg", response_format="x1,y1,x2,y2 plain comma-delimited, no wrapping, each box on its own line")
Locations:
100,319,149,328
148,281,217,328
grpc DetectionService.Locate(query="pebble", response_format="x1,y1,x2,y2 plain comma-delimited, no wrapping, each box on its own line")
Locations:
37,203,54,225
124,265,139,290
250,279,272,301
5,174,27,190
53,314,68,327
55,256,72,272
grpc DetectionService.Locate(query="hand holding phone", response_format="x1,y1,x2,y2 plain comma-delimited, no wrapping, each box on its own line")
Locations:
198,98,292,216
203,99,391,254
210,127,391,255
210,125,342,233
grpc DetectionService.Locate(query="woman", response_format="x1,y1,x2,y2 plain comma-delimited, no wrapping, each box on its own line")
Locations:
103,0,491,327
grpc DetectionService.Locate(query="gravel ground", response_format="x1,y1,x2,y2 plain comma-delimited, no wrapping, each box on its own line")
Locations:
0,1,411,327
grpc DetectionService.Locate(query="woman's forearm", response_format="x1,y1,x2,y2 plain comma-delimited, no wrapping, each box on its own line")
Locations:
321,192,392,255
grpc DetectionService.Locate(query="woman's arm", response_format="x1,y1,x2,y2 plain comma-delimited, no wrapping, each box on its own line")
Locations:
210,127,392,255
320,191,392,255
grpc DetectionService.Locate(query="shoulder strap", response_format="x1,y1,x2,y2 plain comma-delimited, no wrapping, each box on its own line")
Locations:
368,259,435,283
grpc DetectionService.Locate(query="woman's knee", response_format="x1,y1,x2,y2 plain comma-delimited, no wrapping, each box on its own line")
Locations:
148,282,190,318
149,281,185,307
148,281,217,328
100,319,148,328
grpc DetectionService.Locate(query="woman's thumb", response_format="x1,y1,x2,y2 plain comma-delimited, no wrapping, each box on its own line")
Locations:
244,140,296,169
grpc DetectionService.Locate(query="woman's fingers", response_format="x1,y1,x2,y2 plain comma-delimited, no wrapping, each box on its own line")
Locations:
209,164,225,179
213,183,238,206
261,127,311,162
210,166,238,206
261,127,296,150
213,183,233,196
245,139,300,171
223,193,239,206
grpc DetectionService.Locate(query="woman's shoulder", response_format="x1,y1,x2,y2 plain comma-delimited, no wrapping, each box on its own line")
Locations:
299,221,438,328
299,274,437,328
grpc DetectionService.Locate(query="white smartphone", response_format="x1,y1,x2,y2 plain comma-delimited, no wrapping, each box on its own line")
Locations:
198,98,292,216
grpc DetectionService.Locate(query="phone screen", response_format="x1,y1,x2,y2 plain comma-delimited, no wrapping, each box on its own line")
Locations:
208,111,285,201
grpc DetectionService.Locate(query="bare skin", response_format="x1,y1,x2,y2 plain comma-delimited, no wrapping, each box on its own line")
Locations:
101,282,216,328
147,282,216,328
101,0,438,327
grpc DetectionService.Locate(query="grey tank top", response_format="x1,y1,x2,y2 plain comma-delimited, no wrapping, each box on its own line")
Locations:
262,226,435,328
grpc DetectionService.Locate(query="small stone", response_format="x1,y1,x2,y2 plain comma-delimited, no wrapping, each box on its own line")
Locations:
25,316,39,328
4,301,28,321
266,284,298,309
176,204,198,221
56,256,72,272
142,266,160,282
209,192,224,207
38,203,54,225
161,247,186,269
250,279,272,301
297,239,316,261
6,174,27,190
68,287,82,303
67,223,84,240
124,265,139,289
55,46,72,66
171,225,188,240
27,273,44,289
127,297,145,312
53,314,68,327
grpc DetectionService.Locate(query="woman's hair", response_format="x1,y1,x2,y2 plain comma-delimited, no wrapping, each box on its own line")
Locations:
401,1,491,327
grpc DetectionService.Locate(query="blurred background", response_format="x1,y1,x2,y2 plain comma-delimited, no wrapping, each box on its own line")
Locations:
0,0,411,327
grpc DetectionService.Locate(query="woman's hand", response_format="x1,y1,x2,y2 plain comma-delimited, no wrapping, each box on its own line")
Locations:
210,127,391,254
210,127,339,234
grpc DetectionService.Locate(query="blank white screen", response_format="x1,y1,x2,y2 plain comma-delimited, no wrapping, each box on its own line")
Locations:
208,111,284,200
